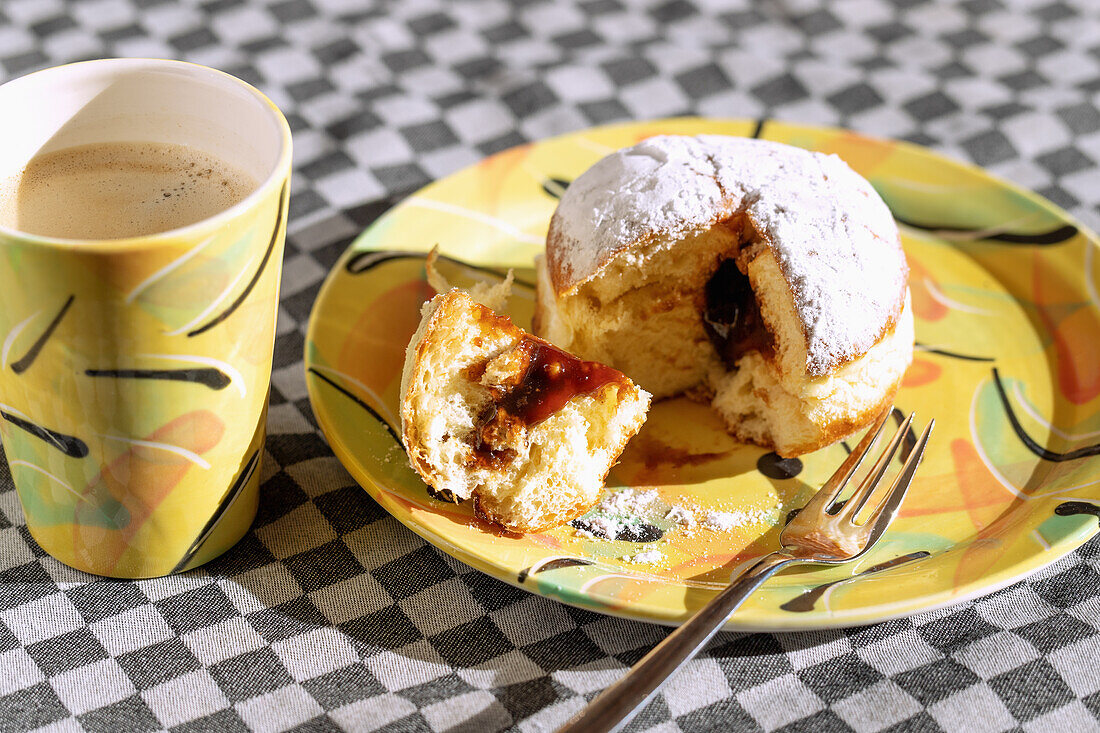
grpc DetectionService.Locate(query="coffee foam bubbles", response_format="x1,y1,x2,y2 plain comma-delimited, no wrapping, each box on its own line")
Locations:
0,141,257,240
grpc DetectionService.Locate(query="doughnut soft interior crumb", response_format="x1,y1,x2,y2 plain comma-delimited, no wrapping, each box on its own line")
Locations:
535,247,913,458
401,288,650,532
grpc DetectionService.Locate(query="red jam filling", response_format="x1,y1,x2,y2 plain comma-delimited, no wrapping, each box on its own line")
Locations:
702,258,773,368
470,337,627,467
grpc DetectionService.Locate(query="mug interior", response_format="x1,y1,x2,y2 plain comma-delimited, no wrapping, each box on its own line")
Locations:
0,59,286,233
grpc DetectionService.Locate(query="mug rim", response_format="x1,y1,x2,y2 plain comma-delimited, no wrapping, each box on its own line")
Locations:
0,58,293,252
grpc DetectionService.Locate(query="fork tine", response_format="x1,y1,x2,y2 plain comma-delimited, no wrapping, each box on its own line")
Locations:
862,419,934,545
841,412,915,521
800,406,893,516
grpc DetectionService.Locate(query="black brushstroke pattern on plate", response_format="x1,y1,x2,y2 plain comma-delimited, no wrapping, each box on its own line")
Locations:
915,342,996,362
11,295,74,374
758,452,802,479
1055,501,1100,525
992,367,1100,462
344,249,536,290
518,557,593,583
307,367,403,447
1,411,87,458
170,449,260,574
188,183,287,337
85,368,231,390
541,177,570,200
751,118,767,139
893,216,1078,246
344,250,423,274
780,551,931,612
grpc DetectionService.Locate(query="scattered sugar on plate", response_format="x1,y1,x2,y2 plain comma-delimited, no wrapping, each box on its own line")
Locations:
664,504,697,535
661,502,777,534
570,488,783,567
598,488,662,516
572,515,627,539
665,504,695,527
572,488,668,541
621,548,664,564
702,508,773,531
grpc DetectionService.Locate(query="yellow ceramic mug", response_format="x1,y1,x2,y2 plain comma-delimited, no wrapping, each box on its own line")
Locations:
0,59,291,577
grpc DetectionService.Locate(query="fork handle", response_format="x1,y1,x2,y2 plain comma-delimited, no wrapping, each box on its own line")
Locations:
558,551,797,733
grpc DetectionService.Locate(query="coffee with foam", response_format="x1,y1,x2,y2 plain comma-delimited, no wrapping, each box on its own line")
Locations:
0,141,257,240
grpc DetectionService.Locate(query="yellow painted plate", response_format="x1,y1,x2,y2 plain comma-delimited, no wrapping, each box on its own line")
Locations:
304,118,1100,630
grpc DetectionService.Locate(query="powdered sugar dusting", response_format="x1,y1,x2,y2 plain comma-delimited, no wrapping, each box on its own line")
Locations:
664,505,696,530
598,487,661,516
572,515,624,539
621,548,664,565
571,488,665,543
702,508,773,531
548,135,907,374
572,487,782,560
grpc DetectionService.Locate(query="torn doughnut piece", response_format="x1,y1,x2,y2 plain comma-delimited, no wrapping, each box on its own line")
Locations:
400,288,651,532
534,134,913,457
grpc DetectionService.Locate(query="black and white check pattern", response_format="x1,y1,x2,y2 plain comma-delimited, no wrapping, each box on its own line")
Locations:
2,0,1100,730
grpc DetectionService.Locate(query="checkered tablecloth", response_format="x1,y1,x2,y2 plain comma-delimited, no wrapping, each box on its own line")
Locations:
2,1,1100,731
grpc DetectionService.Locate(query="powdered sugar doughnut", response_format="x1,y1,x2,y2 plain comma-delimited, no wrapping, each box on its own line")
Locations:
534,135,913,457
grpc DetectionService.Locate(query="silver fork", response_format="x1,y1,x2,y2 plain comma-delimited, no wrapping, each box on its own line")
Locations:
558,408,934,733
